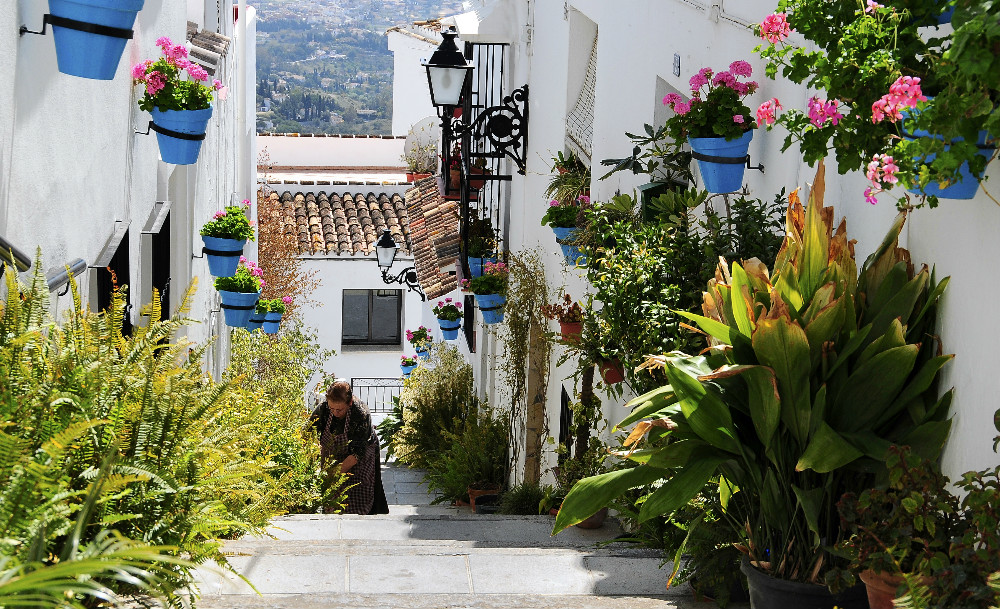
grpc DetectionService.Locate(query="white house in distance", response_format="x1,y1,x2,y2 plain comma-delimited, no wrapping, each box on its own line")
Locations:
1,0,257,378
258,134,474,408
387,0,1000,484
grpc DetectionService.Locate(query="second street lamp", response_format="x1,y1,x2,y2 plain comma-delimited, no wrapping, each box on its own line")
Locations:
374,229,425,301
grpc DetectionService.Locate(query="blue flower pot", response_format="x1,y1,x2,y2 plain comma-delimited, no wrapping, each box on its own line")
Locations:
47,0,144,80
246,311,265,332
688,130,754,194
903,119,995,200
151,107,213,165
416,347,430,360
219,290,259,328
438,317,461,340
551,226,577,243
559,243,587,267
467,256,498,278
400,364,417,377
263,312,282,334
474,293,506,325
201,236,245,278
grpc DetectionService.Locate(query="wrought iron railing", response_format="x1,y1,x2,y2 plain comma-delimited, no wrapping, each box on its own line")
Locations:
351,377,404,413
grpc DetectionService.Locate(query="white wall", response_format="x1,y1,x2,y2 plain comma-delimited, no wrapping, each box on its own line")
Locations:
258,134,407,168
464,0,1000,481
386,28,439,137
4,0,257,379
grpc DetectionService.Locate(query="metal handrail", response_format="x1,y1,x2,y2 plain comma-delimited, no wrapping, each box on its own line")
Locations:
0,235,31,272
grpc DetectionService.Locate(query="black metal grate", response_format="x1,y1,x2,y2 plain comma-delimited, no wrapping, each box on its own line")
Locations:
351,377,405,413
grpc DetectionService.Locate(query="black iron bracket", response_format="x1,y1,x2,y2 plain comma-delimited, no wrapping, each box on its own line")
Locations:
20,14,134,39
136,122,207,141
690,150,764,174
381,267,426,301
450,85,529,175
220,303,256,311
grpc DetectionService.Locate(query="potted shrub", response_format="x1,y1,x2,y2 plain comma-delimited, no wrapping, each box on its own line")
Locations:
406,326,432,358
541,196,588,266
661,61,759,194
133,37,226,165
465,215,498,277
555,165,954,608
214,257,264,328
755,3,999,205
835,419,1000,609
540,293,584,343
259,296,291,334
399,354,418,377
460,261,509,325
199,199,255,277
432,298,463,340
545,152,591,203
402,139,437,182
46,0,146,80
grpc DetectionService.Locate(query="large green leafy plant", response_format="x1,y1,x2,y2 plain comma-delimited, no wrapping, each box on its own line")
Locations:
756,0,999,207
555,164,953,587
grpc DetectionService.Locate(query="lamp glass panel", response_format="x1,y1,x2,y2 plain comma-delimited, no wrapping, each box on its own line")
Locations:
428,66,468,107
376,243,396,268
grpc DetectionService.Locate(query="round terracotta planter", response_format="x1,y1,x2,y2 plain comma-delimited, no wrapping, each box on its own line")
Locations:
467,484,501,511
860,570,926,609
599,359,625,384
575,507,608,529
559,320,583,342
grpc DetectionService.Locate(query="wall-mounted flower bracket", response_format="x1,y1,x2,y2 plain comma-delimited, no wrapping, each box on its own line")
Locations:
689,151,765,174
19,14,133,41
135,122,208,143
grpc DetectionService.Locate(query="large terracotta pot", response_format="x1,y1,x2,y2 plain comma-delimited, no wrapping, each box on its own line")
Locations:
468,483,501,511
575,507,608,529
559,320,583,342
860,570,927,609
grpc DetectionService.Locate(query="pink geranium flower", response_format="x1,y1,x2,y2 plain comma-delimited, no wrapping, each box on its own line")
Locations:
760,13,792,44
733,115,745,124
756,98,782,127
807,97,844,128
871,76,927,124
282,296,293,304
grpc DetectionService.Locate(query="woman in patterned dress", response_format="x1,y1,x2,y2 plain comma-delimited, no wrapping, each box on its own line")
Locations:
311,380,389,515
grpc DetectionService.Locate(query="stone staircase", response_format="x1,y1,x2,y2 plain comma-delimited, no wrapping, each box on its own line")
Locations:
193,463,723,609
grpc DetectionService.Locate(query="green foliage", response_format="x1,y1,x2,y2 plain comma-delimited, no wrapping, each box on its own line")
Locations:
466,214,497,258
540,199,583,228
460,261,509,296
599,123,694,184
579,190,784,392
544,159,591,206
662,63,758,141
757,0,1000,207
225,322,344,514
214,260,264,293
424,407,509,505
556,170,953,586
395,344,479,470
499,482,554,515
375,397,406,463
0,255,334,605
200,203,256,241
255,297,288,314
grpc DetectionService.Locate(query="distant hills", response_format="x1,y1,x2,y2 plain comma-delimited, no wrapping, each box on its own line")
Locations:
255,0,465,135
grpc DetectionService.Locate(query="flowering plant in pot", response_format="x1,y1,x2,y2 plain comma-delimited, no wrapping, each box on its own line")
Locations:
460,261,509,325
542,196,589,265
554,165,953,606
433,298,463,340
406,326,432,356
834,412,1000,609
540,293,584,343
402,139,437,181
214,258,264,328
255,295,291,334
400,355,418,376
662,61,759,193
133,37,227,165
755,1,999,207
200,200,255,277
465,215,498,277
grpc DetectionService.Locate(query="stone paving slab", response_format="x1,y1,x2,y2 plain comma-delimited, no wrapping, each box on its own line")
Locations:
194,592,743,609
349,554,471,593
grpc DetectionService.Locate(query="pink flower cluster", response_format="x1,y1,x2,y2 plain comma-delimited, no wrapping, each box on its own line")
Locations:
864,153,900,204
213,210,226,219
663,62,758,117
436,297,462,309
483,261,508,276
807,97,843,128
133,36,221,98
282,295,293,305
237,256,266,286
756,98,782,127
871,76,927,124
760,12,792,44
865,0,884,14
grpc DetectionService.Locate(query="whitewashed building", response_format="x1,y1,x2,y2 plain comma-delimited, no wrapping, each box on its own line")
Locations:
2,0,258,378
388,0,1000,482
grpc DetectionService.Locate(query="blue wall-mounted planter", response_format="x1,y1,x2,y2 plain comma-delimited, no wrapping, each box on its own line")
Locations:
202,236,245,277
219,290,259,328
151,106,212,165
48,0,144,80
689,130,754,194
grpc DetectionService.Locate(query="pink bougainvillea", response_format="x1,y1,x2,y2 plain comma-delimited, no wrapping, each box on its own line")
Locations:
760,13,792,44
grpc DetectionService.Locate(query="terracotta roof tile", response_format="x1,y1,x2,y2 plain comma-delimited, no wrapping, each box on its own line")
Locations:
403,176,458,300
280,189,410,257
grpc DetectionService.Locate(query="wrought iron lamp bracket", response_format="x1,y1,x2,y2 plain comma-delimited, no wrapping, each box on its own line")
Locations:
449,85,529,175
381,267,426,301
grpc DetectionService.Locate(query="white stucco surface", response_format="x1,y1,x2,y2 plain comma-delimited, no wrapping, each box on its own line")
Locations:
402,0,1000,481
258,135,406,168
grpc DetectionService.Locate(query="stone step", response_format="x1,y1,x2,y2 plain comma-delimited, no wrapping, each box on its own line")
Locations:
194,592,703,609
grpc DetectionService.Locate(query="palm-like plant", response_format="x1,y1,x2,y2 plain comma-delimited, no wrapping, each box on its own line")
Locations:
554,163,953,586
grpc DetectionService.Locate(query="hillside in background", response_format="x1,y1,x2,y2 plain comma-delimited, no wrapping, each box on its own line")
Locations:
255,0,464,135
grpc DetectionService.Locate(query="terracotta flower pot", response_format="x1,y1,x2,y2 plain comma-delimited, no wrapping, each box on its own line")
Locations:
860,570,928,609
469,166,491,190
449,168,460,190
559,320,583,342
575,506,608,529
406,171,432,182
467,484,501,511
599,359,625,384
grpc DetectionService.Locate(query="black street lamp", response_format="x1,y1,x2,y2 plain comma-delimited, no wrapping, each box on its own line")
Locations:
374,229,425,300
422,29,473,109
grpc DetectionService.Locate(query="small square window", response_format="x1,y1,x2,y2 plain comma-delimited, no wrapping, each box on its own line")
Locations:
342,289,402,345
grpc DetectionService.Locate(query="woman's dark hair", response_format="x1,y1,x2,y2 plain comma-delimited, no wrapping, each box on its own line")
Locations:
326,381,352,403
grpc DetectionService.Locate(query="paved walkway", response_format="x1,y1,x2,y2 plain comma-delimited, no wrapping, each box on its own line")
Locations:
194,462,742,608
